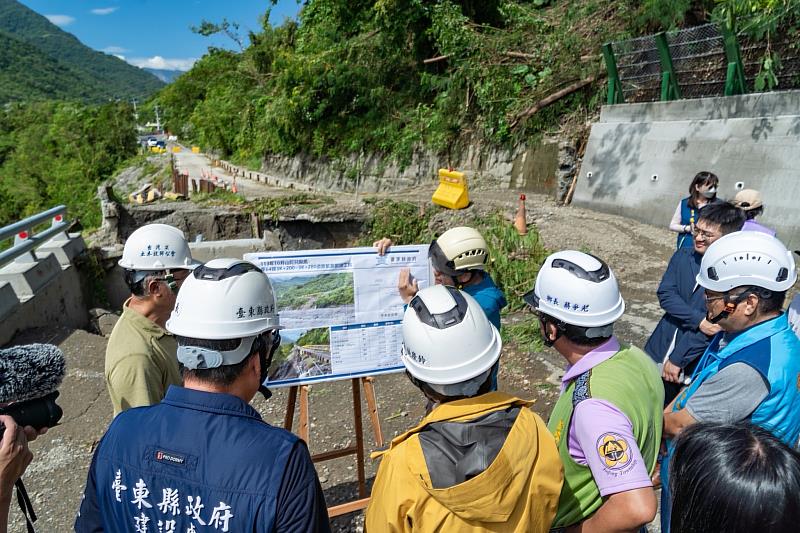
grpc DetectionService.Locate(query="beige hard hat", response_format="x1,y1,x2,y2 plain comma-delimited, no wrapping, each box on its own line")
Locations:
733,189,763,211
429,226,489,276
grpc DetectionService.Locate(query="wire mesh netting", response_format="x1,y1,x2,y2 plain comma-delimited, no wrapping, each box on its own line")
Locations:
611,21,800,103
613,34,661,102
666,24,727,99
740,34,800,92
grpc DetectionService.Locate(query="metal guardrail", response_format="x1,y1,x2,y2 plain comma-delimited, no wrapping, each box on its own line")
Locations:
0,205,69,268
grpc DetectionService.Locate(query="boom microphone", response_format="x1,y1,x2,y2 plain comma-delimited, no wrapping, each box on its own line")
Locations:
0,343,65,403
0,343,65,431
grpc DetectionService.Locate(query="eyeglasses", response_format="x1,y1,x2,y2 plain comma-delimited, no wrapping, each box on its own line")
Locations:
703,293,726,303
692,227,719,240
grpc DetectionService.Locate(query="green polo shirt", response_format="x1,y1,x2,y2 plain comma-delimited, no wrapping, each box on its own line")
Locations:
104,298,181,416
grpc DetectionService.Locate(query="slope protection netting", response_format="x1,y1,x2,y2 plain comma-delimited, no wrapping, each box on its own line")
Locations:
610,22,800,103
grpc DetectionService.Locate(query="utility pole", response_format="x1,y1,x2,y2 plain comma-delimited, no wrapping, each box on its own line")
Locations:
154,104,162,133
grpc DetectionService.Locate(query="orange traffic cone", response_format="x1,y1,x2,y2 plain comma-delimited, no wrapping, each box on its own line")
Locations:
514,194,528,236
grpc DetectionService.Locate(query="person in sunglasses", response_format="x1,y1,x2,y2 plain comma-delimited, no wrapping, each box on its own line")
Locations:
525,251,662,533
106,223,201,417
660,232,800,533
76,259,330,533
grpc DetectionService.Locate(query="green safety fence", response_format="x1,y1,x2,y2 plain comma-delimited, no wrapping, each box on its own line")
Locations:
603,23,749,104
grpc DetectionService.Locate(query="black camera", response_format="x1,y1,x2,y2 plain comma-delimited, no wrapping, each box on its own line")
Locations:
0,391,63,435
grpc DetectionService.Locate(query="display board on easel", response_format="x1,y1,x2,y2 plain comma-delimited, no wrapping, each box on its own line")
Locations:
245,245,432,516
244,245,431,387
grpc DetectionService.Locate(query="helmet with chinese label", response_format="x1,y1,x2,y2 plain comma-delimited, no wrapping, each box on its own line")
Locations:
166,259,282,369
697,231,796,293
401,285,501,393
429,226,489,277
524,250,625,331
118,223,200,271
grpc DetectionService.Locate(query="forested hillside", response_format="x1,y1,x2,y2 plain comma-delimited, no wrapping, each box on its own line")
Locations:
0,102,138,228
0,0,163,102
159,0,799,166
0,31,105,102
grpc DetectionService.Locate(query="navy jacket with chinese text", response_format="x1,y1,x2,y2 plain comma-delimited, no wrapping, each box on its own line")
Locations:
75,386,330,532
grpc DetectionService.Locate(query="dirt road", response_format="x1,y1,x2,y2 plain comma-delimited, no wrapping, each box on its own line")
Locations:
8,191,674,532
172,147,288,200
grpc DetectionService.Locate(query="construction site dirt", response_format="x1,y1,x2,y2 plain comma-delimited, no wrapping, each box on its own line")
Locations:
8,191,677,532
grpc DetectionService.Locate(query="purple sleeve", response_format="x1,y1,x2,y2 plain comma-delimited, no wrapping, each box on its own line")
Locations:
568,399,653,496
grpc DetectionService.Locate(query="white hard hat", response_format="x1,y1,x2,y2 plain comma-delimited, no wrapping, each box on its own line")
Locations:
524,251,625,328
167,258,282,340
401,285,501,386
429,226,489,276
697,231,796,292
118,223,200,271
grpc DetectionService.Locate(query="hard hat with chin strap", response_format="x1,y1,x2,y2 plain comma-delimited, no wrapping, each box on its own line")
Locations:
697,231,796,293
524,250,625,334
401,285,501,392
429,226,489,277
166,258,282,370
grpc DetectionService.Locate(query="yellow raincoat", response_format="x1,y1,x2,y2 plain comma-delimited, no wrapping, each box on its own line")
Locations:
366,392,563,532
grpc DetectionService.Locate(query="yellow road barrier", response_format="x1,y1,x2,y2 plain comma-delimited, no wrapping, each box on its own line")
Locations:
432,168,469,209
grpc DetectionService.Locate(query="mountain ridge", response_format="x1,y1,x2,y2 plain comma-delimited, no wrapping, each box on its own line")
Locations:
0,0,164,102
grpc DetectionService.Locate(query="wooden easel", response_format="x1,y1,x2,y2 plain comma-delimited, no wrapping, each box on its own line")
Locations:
284,376,384,517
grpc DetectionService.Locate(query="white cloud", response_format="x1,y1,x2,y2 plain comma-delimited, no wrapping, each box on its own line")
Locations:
45,14,75,27
90,7,118,15
127,56,197,71
102,45,128,54
113,54,126,61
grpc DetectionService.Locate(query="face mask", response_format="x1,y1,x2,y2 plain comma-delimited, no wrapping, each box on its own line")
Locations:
699,186,717,199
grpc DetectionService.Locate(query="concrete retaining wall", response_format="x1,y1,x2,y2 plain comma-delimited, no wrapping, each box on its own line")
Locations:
0,235,89,346
573,90,800,250
217,138,569,197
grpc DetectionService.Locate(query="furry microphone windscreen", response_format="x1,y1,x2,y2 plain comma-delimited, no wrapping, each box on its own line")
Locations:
0,343,66,403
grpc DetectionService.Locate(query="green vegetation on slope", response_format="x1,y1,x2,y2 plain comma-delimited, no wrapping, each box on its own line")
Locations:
357,199,435,247
159,0,799,167
296,327,331,346
0,101,138,228
0,0,163,102
274,273,355,309
0,31,103,102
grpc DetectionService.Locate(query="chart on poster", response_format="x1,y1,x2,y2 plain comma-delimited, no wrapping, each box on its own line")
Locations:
244,245,431,387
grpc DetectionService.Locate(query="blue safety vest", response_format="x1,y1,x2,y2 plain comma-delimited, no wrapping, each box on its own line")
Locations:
676,197,695,249
660,313,800,532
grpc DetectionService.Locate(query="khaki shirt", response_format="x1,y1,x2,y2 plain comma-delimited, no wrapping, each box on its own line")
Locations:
104,299,181,416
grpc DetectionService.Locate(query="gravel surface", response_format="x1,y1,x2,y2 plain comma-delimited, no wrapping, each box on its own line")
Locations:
7,188,674,532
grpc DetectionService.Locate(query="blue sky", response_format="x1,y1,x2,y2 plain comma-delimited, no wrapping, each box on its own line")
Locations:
18,1,302,71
